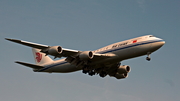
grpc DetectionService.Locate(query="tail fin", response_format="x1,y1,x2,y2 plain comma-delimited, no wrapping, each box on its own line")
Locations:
32,48,53,65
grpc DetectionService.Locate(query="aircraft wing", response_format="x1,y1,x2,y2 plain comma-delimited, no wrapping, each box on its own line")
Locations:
5,38,80,58
6,38,117,69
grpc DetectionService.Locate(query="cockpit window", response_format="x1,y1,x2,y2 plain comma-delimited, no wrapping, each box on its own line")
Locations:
149,35,154,37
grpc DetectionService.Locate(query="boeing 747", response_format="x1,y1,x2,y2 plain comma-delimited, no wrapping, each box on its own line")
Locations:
5,35,165,79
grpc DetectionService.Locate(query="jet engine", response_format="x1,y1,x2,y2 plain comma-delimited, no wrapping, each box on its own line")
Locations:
79,51,94,60
117,65,131,74
115,73,128,79
45,46,62,56
114,65,131,79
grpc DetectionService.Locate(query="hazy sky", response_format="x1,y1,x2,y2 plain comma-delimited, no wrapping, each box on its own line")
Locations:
1,0,180,101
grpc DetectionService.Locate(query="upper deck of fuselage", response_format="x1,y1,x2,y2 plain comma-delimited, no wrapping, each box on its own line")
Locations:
93,35,164,54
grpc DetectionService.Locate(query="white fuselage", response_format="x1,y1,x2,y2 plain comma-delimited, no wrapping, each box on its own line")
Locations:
38,35,165,73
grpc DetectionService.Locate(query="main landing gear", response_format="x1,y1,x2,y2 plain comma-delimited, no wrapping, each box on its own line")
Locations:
82,66,96,76
82,66,107,78
99,71,107,78
146,52,151,61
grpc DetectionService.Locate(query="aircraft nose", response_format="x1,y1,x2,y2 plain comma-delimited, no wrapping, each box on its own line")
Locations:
159,40,165,47
161,41,165,46
157,40,165,48
150,40,165,52
156,37,165,47
156,40,165,49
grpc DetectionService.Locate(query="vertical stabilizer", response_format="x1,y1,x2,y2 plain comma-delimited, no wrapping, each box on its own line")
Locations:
32,48,53,65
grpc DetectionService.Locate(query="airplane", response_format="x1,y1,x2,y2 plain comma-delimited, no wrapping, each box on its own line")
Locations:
5,35,165,79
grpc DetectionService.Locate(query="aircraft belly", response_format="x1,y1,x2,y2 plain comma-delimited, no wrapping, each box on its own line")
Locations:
89,57,120,67
54,64,81,73
43,63,81,73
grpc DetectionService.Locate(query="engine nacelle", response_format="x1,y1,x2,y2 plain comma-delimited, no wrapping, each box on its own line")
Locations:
47,46,62,56
115,73,128,79
117,65,131,74
79,51,94,60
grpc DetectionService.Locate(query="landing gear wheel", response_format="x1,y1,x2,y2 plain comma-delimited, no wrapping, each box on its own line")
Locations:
146,57,151,61
88,70,95,76
82,70,89,74
99,71,107,78
82,66,89,74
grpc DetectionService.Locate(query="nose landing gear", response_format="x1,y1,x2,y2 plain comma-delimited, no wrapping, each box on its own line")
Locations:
146,52,151,61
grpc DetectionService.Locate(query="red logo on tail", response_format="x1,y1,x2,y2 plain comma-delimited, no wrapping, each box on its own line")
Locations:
36,52,42,63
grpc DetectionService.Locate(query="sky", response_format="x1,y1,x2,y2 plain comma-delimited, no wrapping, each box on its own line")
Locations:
0,0,180,101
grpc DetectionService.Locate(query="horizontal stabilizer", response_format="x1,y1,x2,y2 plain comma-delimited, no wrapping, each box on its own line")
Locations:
15,61,44,69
